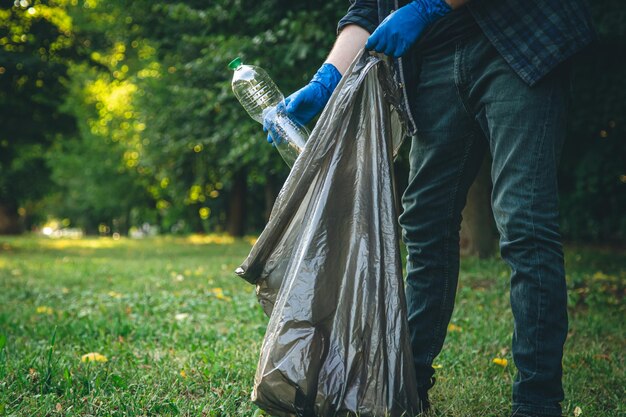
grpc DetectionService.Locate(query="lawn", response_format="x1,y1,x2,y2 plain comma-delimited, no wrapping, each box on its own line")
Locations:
0,236,623,416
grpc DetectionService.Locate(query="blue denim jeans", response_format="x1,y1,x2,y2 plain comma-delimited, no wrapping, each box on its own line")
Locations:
398,32,569,416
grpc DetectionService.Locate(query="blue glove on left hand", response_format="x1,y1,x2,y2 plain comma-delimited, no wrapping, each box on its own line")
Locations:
264,63,341,144
365,0,452,58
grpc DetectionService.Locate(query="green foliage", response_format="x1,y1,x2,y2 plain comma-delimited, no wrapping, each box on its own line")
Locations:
0,236,624,415
1,0,624,240
0,1,76,227
46,0,348,234
39,56,153,232
123,0,347,232
560,0,626,241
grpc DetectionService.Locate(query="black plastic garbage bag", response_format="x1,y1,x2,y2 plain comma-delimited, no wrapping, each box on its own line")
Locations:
235,51,420,417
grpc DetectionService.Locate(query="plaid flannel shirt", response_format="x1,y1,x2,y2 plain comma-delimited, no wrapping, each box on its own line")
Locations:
337,0,596,135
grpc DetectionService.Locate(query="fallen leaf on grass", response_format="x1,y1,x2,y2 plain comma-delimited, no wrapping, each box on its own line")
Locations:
36,306,54,315
574,406,582,416
175,313,189,321
592,271,610,281
492,358,508,367
81,352,108,363
211,288,232,301
447,323,462,332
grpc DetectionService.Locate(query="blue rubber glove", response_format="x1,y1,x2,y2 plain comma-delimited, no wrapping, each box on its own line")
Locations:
264,63,342,144
365,0,452,58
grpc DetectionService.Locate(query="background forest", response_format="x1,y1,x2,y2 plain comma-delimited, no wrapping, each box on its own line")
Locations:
1,0,624,244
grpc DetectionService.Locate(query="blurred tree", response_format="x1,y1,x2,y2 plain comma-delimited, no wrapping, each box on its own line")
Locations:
46,62,153,234
460,157,496,258
0,0,75,233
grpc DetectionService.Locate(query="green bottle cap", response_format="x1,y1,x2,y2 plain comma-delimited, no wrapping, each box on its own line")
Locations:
228,57,242,70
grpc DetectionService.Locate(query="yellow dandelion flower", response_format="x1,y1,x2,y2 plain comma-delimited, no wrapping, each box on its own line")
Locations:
107,291,122,298
180,370,187,378
447,323,462,332
211,288,232,301
36,306,54,315
492,358,508,367
81,352,108,363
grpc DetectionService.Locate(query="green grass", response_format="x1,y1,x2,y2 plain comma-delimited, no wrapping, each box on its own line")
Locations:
0,236,623,416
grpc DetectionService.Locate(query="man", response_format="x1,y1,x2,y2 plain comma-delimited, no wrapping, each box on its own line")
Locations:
264,1,595,416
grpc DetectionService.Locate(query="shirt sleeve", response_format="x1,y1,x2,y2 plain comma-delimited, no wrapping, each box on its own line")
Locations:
337,0,379,35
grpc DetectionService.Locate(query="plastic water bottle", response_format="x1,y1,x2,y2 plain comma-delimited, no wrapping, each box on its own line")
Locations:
228,57,309,168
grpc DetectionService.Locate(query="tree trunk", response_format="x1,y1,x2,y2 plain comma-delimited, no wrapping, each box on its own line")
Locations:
460,156,496,258
227,169,247,237
0,201,21,235
264,178,277,222
82,219,99,236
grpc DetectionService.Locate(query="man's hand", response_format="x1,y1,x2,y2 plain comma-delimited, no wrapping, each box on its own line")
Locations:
264,63,341,143
365,0,452,58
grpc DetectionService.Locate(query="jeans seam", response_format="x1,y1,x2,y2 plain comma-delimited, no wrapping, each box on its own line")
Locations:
425,133,475,364
527,80,556,390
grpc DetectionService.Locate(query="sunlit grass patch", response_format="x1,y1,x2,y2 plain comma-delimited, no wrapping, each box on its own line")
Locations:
38,237,123,250
186,234,236,245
